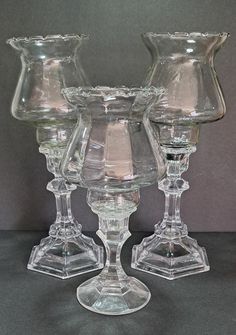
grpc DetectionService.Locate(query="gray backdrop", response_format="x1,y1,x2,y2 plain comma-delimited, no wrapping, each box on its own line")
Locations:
0,0,235,231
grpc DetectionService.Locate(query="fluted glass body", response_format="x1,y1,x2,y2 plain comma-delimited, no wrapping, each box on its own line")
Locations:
7,35,103,279
61,87,166,315
132,32,228,280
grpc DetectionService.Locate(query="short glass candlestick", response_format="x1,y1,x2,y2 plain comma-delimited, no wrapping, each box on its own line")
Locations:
61,86,166,314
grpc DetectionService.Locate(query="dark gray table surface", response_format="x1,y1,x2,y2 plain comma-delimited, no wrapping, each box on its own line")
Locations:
0,231,235,335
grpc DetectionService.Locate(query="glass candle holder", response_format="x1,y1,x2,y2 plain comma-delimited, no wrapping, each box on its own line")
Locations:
61,86,166,315
132,32,229,280
7,35,104,279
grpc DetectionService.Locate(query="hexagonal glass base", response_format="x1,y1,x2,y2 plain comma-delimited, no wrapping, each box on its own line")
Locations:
132,233,209,280
27,230,104,279
77,275,151,315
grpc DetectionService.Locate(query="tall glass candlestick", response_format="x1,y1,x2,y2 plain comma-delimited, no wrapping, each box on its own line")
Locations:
132,32,229,279
7,35,104,279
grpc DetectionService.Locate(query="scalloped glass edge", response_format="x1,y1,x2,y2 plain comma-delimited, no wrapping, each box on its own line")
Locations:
62,86,165,100
6,34,88,45
142,31,230,39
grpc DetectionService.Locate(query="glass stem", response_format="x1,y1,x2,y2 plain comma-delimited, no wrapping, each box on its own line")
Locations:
47,177,80,237
39,145,79,238
157,146,196,237
163,191,182,228
87,189,139,286
97,216,130,282
52,179,73,225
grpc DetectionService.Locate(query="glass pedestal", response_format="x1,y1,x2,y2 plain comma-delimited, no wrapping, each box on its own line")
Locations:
28,147,104,279
132,146,209,280
76,190,150,315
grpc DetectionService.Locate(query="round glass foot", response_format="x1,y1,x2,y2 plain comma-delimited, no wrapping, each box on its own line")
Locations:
77,275,151,315
132,233,209,280
27,226,104,279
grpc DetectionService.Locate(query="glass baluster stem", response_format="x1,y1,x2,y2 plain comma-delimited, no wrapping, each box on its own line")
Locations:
88,190,136,286
97,216,130,286
47,177,81,237
162,190,184,232
40,145,81,238
54,187,73,224
156,146,196,238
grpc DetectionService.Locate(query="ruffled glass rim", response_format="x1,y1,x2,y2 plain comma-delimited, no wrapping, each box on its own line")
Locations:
6,34,88,45
142,32,230,39
62,86,164,100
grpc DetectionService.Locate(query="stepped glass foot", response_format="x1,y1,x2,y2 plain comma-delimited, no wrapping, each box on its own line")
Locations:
77,275,150,315
27,221,104,279
132,229,209,280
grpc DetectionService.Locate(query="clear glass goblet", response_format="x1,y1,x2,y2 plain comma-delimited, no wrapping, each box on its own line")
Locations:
132,32,229,280
61,87,166,315
7,35,104,279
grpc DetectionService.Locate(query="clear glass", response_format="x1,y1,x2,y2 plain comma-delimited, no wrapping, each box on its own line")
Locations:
7,35,104,279
132,32,229,280
61,87,166,315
